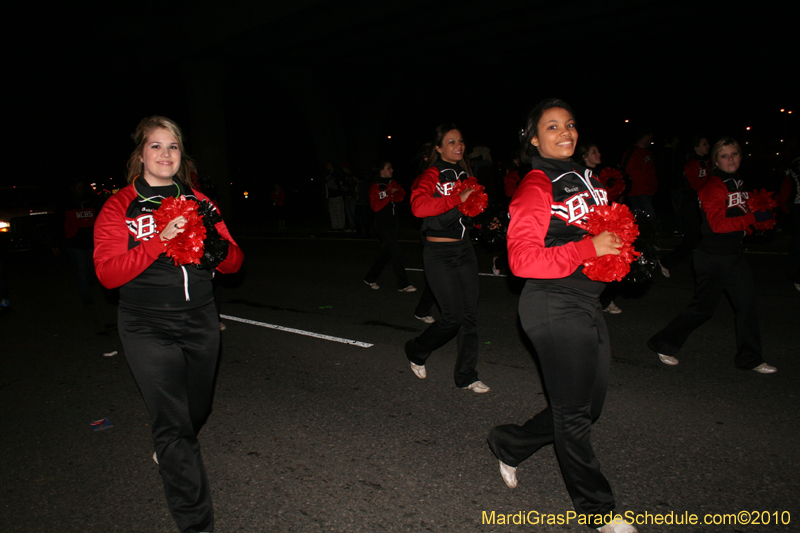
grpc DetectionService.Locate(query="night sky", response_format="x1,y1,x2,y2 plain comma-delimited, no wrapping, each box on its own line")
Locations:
10,0,797,206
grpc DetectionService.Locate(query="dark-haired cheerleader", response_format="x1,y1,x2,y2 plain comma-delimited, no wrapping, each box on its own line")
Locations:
404,124,489,393
94,116,243,533
487,99,637,533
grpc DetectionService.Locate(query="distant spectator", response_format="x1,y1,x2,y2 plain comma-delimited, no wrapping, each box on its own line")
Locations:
324,162,345,231
271,183,286,229
622,128,658,217
341,163,358,232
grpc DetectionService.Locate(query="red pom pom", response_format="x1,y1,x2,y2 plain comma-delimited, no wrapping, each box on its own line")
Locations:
747,189,778,231
452,176,488,217
389,183,406,203
597,168,626,203
581,202,641,282
153,196,207,265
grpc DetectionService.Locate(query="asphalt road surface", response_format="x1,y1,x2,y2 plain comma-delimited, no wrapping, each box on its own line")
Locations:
1,233,798,532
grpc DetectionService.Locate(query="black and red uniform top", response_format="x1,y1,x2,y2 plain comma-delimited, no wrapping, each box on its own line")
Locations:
697,169,756,255
507,157,608,294
369,178,403,219
94,178,243,309
410,160,473,240
684,155,711,191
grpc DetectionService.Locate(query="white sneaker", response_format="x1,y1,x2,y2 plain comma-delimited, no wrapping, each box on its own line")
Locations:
363,280,379,290
603,301,622,314
753,363,777,374
398,285,417,292
499,460,517,488
597,516,638,533
658,353,679,366
659,260,670,278
491,256,500,276
410,362,426,379
415,315,435,324
462,381,490,393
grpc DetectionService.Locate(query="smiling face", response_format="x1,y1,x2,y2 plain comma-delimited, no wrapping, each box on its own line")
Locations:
436,129,465,164
532,107,578,161
714,144,741,173
583,145,602,168
139,128,181,186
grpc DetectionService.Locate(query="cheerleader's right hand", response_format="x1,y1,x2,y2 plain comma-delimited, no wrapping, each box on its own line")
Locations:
591,231,622,257
160,216,187,242
459,188,475,203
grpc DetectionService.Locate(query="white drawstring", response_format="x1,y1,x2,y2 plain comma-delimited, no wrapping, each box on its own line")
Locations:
180,266,189,301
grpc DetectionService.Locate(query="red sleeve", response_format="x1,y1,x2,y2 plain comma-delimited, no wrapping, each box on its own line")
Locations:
685,160,708,191
368,182,390,212
410,167,462,218
504,170,520,197
506,171,597,279
697,177,756,234
93,189,165,289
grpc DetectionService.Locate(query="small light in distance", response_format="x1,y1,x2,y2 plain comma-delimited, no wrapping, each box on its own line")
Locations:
624,119,630,123
781,109,785,112
746,126,751,131
387,135,392,139
243,191,249,199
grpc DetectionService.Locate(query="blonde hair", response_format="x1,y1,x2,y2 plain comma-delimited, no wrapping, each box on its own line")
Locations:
126,116,193,187
710,137,742,169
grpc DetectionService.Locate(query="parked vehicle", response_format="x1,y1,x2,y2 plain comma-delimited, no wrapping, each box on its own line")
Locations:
0,187,59,251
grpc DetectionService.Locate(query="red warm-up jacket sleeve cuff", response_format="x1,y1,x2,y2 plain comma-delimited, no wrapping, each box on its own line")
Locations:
410,168,462,218
506,171,593,279
575,237,598,262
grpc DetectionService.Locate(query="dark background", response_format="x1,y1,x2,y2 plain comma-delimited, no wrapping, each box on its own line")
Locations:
8,0,797,219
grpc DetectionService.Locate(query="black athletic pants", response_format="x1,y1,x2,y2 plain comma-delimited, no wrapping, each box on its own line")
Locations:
648,249,763,369
405,239,479,387
364,212,409,289
119,300,219,533
488,282,615,520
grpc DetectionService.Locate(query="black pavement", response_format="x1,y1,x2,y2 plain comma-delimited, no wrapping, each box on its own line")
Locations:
1,233,798,532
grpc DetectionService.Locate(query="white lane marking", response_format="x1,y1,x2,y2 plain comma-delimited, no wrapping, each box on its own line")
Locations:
405,267,507,278
219,315,373,348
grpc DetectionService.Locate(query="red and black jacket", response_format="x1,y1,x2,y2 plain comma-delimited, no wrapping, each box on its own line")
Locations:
697,169,756,255
410,160,472,239
94,178,243,309
507,157,607,294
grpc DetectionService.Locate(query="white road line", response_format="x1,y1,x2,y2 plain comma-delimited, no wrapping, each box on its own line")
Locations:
405,267,507,277
219,315,374,348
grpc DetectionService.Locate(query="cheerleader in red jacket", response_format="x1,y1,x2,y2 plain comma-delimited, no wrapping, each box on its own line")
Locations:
363,161,415,292
487,99,636,533
647,138,776,373
94,116,243,533
404,124,489,393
